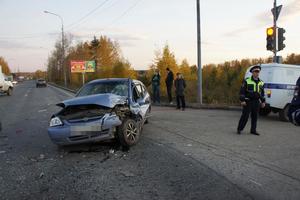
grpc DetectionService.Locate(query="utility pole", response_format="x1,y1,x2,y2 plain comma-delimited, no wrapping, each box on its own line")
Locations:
197,0,203,104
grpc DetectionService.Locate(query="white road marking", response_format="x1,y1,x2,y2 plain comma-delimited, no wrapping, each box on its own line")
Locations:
38,109,47,113
249,179,262,186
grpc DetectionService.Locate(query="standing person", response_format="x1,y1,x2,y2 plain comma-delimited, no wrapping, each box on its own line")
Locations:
288,76,300,125
151,69,161,104
174,73,186,111
165,68,174,104
237,65,265,135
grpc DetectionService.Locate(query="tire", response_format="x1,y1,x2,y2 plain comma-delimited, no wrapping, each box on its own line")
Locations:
117,118,141,148
259,107,271,116
7,88,12,96
279,104,290,122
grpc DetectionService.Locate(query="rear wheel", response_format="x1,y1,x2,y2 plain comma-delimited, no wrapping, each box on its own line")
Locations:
7,88,12,96
259,107,271,116
117,118,140,148
279,104,290,122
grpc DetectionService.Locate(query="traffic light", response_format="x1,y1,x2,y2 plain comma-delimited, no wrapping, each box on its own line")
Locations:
266,27,275,51
278,28,286,51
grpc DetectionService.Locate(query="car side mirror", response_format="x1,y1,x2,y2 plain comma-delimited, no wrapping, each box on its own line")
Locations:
137,98,145,105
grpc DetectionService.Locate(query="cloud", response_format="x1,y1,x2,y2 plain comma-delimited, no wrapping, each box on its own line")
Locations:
69,29,146,48
280,0,300,21
223,0,300,37
0,40,46,50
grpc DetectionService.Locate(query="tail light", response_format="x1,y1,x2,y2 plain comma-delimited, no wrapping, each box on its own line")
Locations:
266,90,271,98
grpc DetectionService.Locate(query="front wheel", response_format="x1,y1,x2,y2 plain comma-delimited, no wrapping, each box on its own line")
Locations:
279,104,290,122
7,88,12,96
117,118,140,148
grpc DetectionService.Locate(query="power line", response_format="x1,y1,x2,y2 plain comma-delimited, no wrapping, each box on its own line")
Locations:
0,0,110,40
66,0,111,30
93,0,143,36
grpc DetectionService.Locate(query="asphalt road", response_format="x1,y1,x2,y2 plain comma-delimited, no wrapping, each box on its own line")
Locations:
0,81,299,200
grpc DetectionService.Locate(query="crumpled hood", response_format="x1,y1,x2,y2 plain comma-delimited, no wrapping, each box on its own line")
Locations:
57,93,128,108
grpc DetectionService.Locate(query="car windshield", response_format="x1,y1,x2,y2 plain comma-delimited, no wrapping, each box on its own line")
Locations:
76,81,128,97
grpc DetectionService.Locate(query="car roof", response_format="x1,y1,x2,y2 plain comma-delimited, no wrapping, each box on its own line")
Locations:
88,78,140,84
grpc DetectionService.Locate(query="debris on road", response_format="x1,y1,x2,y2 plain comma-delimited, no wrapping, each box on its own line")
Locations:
39,172,44,179
120,170,135,177
109,149,115,154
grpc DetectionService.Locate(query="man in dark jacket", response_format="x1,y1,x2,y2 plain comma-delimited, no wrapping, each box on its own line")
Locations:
288,76,300,126
237,65,265,135
151,70,161,104
174,73,186,111
165,68,174,104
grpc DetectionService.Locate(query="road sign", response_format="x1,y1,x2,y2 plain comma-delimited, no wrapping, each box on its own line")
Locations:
70,61,85,73
271,5,282,21
85,61,96,73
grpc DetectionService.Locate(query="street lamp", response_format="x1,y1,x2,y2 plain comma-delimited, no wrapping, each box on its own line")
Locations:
44,10,66,87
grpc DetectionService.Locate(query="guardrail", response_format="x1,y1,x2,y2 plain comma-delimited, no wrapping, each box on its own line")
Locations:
48,82,77,94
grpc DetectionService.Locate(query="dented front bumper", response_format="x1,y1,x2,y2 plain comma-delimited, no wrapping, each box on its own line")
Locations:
48,113,122,145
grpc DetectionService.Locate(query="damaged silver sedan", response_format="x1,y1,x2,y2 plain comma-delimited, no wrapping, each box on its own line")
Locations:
48,78,151,147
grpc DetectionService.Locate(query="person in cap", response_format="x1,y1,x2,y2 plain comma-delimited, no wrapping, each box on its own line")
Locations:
237,65,265,135
288,76,300,126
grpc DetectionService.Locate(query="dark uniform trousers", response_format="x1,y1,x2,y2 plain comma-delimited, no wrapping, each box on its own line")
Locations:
237,100,260,132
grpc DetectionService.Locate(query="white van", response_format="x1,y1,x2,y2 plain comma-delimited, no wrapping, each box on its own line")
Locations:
0,66,13,96
245,63,300,121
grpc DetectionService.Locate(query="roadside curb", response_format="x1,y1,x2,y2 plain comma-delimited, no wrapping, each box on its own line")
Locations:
48,82,77,94
154,103,242,111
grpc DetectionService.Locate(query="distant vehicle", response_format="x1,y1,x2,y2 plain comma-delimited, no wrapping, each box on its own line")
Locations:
245,63,300,121
48,78,151,147
0,71,13,96
12,80,18,85
36,79,47,87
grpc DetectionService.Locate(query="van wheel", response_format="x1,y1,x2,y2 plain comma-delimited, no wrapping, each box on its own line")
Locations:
279,104,290,122
259,107,271,116
7,88,12,96
117,118,140,148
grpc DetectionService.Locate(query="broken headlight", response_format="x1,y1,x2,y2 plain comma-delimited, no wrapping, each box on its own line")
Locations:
50,117,63,127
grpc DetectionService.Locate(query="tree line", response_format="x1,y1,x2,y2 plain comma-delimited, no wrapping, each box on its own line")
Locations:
0,57,11,75
47,35,136,90
46,35,300,104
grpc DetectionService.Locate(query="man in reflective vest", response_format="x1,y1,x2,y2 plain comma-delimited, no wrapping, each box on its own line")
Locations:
237,65,265,135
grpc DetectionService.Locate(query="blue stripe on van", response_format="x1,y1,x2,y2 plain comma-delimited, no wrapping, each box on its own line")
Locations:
264,83,296,90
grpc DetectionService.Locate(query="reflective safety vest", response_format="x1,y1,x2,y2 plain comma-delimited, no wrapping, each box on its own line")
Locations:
246,77,264,93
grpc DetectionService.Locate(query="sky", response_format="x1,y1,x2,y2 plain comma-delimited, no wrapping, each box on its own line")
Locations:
0,0,300,72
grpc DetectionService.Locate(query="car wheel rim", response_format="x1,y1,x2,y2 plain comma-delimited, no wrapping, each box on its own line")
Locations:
125,122,138,142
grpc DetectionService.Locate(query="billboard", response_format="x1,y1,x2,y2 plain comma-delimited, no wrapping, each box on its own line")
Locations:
71,61,96,73
71,61,85,73
85,61,96,73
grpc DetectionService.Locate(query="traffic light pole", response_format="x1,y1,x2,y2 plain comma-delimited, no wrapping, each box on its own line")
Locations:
273,0,277,62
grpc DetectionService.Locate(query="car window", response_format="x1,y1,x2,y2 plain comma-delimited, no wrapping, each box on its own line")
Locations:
132,87,140,102
135,84,143,97
77,81,128,97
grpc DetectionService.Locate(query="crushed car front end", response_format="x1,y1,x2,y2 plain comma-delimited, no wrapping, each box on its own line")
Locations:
48,94,129,146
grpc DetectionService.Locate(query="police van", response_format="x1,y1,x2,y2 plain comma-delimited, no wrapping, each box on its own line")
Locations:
245,63,300,121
